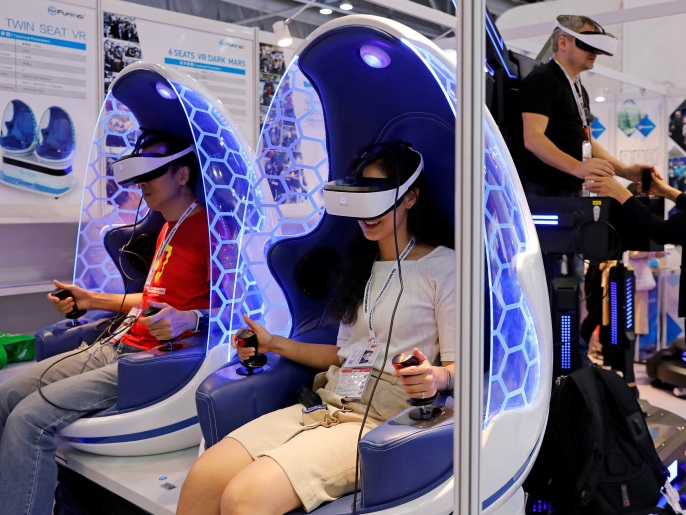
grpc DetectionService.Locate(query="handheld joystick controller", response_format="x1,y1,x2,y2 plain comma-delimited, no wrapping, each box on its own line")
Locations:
235,327,268,375
141,306,182,352
51,288,87,325
392,353,441,421
641,168,653,197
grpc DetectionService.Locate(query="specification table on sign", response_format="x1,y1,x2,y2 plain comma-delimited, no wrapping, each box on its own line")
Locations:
0,32,88,100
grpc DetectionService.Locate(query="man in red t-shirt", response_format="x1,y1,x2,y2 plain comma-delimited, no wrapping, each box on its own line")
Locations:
0,131,210,515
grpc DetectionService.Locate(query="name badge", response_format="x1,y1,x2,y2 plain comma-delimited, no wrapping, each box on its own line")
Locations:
335,338,382,400
582,140,592,161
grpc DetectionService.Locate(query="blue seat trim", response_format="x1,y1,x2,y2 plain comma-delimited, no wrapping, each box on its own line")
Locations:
61,416,198,445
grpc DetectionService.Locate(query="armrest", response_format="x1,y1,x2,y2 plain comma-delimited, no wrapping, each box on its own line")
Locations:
195,353,317,447
358,405,454,508
34,311,115,361
114,334,207,412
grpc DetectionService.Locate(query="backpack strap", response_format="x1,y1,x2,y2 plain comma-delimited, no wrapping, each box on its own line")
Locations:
567,366,606,509
593,368,669,485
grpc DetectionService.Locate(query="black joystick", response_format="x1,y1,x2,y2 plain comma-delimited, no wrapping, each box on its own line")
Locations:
141,306,182,352
392,353,441,421
641,168,652,197
51,288,87,324
235,327,268,375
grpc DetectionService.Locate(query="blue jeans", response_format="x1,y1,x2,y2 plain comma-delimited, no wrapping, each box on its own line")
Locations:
0,341,140,515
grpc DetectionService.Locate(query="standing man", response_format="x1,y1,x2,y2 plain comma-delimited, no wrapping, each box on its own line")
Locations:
519,14,652,197
519,15,655,369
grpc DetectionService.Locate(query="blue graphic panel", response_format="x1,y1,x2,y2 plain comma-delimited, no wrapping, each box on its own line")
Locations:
73,74,261,352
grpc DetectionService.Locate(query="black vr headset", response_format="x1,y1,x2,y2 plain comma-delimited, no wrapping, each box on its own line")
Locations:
554,17,617,56
113,130,196,186
323,142,423,220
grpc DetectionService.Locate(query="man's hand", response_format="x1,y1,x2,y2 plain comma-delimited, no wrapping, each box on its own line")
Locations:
582,175,632,204
47,279,92,316
572,158,614,180
139,301,195,341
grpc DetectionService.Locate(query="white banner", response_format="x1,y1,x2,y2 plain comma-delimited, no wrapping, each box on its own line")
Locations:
103,3,256,145
0,0,97,221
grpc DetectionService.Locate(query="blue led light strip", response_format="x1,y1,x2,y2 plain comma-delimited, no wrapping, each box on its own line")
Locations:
626,276,633,330
610,282,618,345
560,314,571,370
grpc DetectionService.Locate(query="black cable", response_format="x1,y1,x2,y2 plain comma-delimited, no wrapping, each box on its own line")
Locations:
37,197,146,412
352,147,406,515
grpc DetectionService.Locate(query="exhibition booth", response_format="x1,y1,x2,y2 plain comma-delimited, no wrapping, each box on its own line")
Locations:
0,0,685,514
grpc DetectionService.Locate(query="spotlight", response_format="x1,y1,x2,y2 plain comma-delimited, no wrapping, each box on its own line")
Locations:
155,82,177,100
320,8,333,15
273,20,292,47
595,88,606,103
340,2,353,10
360,45,391,68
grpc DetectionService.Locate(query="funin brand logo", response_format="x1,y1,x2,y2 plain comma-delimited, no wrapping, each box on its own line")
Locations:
219,39,245,50
48,6,85,18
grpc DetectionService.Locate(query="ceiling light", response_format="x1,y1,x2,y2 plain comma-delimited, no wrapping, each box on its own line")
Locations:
320,8,333,15
340,2,353,10
273,20,292,47
360,45,391,68
595,88,606,103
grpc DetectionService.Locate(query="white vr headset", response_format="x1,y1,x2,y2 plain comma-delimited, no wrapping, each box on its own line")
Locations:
113,146,195,185
323,149,423,220
554,21,617,56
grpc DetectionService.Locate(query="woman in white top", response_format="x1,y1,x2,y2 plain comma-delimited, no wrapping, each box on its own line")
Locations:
177,141,456,515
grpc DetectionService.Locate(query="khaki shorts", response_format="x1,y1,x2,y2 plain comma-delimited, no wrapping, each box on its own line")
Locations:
228,365,409,512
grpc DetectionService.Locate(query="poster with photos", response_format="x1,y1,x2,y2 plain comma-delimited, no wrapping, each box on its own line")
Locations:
259,43,286,127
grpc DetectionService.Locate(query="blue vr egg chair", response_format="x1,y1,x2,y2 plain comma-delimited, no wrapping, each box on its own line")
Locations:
195,15,552,515
34,61,262,456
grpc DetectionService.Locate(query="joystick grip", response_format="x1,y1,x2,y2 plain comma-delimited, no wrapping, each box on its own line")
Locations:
391,353,438,406
51,288,87,320
235,327,268,372
141,306,161,317
642,168,652,196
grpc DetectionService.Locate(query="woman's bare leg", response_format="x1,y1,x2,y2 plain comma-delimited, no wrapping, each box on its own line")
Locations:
177,438,254,515
221,456,301,515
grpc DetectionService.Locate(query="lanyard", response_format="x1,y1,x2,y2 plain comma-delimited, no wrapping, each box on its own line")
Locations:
554,60,589,135
102,201,198,345
362,236,416,340
143,200,198,290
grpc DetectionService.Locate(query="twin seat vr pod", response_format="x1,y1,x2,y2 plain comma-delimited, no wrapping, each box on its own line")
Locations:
38,13,552,515
0,100,77,197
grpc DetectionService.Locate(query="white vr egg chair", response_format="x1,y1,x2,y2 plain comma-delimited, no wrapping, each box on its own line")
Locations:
34,61,262,456
195,14,552,515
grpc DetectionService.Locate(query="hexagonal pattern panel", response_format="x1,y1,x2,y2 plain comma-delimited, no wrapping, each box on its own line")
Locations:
73,77,261,352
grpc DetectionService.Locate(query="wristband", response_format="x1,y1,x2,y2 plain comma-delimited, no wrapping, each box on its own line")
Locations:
442,366,452,392
192,309,209,332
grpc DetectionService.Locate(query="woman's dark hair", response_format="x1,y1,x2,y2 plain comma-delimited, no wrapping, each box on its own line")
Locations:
329,141,453,325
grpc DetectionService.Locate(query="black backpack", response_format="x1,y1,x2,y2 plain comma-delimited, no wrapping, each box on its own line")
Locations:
524,366,669,515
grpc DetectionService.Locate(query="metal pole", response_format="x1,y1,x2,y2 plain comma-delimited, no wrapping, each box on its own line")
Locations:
454,1,484,514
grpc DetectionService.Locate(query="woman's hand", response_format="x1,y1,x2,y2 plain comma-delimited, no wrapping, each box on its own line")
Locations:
582,175,632,204
393,348,439,400
646,171,682,202
47,279,93,316
231,314,275,361
139,301,196,341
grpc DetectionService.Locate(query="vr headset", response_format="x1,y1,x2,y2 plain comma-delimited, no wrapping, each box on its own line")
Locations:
323,146,423,220
113,144,195,186
554,20,617,56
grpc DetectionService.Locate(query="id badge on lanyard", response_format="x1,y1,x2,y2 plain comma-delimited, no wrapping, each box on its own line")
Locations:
582,139,592,162
335,338,382,400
